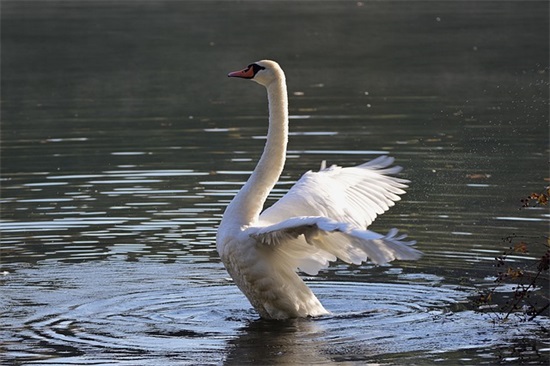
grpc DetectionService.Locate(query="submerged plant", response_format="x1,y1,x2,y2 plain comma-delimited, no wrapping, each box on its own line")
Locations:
477,187,550,322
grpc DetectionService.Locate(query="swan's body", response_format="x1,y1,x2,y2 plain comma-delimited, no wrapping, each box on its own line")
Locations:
217,60,421,319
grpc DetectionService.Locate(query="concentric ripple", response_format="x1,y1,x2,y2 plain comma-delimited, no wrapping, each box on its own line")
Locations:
2,261,249,365
2,261,547,365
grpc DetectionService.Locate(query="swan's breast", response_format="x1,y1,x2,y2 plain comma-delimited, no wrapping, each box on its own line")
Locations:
218,232,327,319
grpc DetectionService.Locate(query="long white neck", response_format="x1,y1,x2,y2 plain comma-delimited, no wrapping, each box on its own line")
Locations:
222,77,288,227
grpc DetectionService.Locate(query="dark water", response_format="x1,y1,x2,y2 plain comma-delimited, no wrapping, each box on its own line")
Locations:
1,1,549,364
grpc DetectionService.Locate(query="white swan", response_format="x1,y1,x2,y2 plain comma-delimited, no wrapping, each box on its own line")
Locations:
217,60,421,320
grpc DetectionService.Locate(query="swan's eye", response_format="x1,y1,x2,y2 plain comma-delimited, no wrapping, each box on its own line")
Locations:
249,63,266,75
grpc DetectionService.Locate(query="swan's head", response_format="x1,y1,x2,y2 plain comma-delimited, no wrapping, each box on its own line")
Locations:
228,60,284,86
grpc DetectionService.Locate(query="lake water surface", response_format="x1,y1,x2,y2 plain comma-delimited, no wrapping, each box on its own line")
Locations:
1,1,549,364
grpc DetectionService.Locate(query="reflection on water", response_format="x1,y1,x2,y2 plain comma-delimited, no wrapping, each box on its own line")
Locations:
1,0,549,364
2,261,546,365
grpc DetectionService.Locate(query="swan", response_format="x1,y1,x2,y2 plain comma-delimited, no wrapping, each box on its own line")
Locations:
217,60,421,320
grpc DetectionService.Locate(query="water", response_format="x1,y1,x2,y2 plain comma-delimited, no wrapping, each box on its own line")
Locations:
1,261,542,365
1,1,549,364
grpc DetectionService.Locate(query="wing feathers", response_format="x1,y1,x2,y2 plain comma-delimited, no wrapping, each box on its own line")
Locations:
248,216,421,275
250,156,421,275
259,155,410,229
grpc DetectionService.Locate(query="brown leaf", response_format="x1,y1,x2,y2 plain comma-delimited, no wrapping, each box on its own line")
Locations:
513,241,529,254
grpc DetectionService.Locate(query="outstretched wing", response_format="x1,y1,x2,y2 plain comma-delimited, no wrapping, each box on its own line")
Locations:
247,216,421,275
251,155,420,275
258,155,409,229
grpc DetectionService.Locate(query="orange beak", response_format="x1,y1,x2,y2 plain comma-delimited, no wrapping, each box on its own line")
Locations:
228,67,255,79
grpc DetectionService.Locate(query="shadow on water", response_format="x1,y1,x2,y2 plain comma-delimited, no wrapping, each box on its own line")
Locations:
1,0,549,364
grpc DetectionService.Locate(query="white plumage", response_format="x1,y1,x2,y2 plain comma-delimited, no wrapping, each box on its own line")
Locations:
217,60,421,320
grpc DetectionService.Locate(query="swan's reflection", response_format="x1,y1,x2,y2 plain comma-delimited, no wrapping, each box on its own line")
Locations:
224,317,334,365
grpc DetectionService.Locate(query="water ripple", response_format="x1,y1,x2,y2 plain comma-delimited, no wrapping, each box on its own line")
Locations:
2,262,547,365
